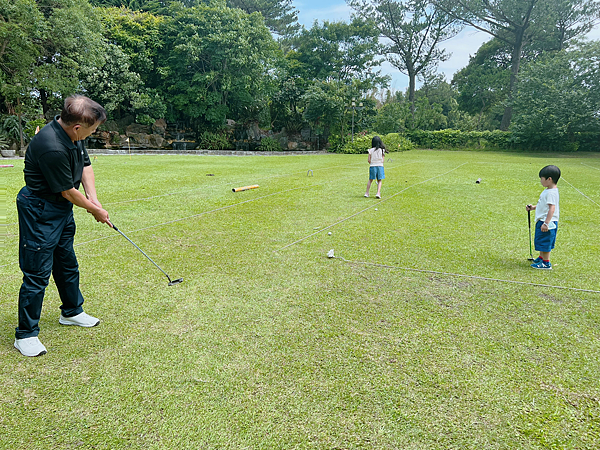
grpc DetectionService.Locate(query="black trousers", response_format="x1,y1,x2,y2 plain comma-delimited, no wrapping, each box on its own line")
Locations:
16,187,85,339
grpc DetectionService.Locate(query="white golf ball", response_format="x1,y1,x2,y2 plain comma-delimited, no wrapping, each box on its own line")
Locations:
328,232,332,235
375,208,378,211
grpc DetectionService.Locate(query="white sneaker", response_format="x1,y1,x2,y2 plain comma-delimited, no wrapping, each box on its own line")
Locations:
14,337,47,357
59,312,100,327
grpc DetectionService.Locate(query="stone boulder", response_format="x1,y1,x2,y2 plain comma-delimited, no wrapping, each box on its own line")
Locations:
148,134,165,149
152,118,167,136
103,120,119,132
126,123,151,136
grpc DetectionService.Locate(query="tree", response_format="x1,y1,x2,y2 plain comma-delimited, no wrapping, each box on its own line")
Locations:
301,81,346,147
510,40,600,150
374,100,409,134
96,7,165,89
415,72,455,115
226,0,300,37
348,0,460,115
451,38,511,129
433,0,600,129
0,0,45,115
157,2,278,128
289,19,384,85
30,0,107,115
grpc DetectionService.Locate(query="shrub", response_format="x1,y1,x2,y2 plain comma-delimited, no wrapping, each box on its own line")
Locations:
136,114,155,126
258,136,282,152
406,129,512,150
337,132,414,154
383,133,414,152
338,133,375,154
198,131,231,150
24,118,47,139
1,115,22,142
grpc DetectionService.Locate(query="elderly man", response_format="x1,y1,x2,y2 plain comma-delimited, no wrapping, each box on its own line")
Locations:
15,95,112,357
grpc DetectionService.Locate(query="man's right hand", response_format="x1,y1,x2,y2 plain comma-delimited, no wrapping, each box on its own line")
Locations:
91,207,110,225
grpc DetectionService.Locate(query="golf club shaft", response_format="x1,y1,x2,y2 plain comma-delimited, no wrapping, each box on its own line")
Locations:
112,225,172,282
528,208,533,258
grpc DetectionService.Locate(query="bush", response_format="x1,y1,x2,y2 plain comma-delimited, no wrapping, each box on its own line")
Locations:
24,118,47,139
575,132,600,152
258,136,282,152
136,114,155,126
338,133,375,154
337,132,414,154
198,131,231,150
383,133,414,152
1,115,22,142
406,129,512,150
0,134,8,150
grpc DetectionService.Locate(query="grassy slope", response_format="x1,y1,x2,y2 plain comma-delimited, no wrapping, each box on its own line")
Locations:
1,151,599,449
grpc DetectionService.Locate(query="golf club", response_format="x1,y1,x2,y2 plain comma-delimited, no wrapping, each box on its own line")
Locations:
527,207,534,261
112,224,183,286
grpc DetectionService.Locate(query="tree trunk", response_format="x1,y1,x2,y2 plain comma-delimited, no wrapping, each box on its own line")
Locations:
500,28,525,131
40,89,49,117
408,70,416,118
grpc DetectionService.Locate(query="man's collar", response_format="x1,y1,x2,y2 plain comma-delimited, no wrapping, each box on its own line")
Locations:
51,116,77,149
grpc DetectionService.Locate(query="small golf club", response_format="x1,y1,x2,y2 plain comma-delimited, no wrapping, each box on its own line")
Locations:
112,224,183,286
527,207,534,261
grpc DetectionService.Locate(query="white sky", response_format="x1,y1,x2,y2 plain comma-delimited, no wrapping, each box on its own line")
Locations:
294,0,600,92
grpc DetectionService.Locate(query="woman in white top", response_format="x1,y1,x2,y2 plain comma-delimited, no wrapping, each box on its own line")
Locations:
364,136,386,199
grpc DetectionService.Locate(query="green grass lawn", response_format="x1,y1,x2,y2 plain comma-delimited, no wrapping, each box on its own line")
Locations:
1,150,600,449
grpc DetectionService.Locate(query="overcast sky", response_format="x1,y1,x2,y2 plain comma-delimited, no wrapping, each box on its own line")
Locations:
294,0,600,93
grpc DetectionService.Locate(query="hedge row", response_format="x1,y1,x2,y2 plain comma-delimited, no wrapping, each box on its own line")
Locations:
405,129,512,150
405,129,600,152
337,132,414,154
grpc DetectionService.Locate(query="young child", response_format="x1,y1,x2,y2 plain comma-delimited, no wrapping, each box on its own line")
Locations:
364,136,386,199
526,165,560,269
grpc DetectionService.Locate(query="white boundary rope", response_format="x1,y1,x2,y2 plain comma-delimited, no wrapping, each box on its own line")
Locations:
0,185,317,269
580,162,600,171
3,159,419,228
561,177,600,209
331,255,600,294
102,159,418,206
275,163,468,252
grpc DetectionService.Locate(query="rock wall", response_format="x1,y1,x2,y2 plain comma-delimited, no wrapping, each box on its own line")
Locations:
0,119,328,158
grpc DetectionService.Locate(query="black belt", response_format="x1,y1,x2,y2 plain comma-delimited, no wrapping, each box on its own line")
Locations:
31,191,69,203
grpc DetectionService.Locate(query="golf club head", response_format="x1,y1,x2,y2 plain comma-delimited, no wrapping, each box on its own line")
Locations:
168,278,184,286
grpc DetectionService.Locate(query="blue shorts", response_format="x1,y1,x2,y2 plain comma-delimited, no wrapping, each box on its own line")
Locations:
369,166,385,181
534,221,558,252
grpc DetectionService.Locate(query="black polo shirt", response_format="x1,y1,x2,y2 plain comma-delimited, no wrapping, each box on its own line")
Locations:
23,116,91,196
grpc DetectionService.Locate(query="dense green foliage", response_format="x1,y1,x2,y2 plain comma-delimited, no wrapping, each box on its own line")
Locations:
0,0,599,151
434,0,600,129
406,129,512,149
257,136,282,151
510,41,600,151
337,132,414,153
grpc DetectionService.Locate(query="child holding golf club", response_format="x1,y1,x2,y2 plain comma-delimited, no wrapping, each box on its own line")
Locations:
364,136,386,199
526,165,560,270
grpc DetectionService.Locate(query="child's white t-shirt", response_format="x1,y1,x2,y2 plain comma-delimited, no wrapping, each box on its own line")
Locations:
535,187,559,230
368,147,384,167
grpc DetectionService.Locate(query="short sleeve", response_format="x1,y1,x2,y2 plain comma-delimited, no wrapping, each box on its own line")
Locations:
38,151,75,193
546,190,559,205
82,143,91,167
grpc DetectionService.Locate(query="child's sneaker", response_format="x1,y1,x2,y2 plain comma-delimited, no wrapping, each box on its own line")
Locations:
531,260,552,270
532,256,542,263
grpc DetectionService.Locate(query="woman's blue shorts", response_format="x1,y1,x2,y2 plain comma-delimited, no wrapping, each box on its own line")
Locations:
534,221,558,252
369,166,385,181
